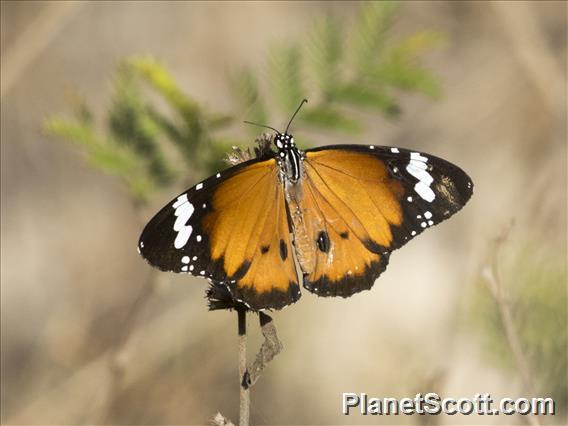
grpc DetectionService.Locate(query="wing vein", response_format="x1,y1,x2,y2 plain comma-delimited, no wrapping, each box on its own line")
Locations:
307,159,389,184
304,161,376,240
221,167,275,259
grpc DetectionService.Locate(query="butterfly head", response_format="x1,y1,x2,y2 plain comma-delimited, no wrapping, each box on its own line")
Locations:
274,132,295,151
245,99,306,155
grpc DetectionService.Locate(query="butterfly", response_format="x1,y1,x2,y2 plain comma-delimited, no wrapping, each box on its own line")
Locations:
138,99,473,311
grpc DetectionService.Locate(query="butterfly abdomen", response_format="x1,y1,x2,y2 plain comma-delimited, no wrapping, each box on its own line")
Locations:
284,177,318,274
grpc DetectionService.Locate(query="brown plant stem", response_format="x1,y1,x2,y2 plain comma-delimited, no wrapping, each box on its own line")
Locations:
218,310,283,425
237,308,249,426
482,234,541,426
244,312,282,388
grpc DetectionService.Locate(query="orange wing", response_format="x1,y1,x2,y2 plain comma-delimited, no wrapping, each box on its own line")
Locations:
139,158,300,310
297,146,473,297
202,159,300,309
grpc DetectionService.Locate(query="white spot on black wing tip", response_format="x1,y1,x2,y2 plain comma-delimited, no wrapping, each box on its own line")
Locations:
370,145,375,149
390,147,400,153
414,181,436,203
196,235,202,242
424,211,432,219
172,195,195,249
407,152,436,202
411,230,417,236
181,256,190,264
140,241,144,248
181,265,188,272
407,196,413,202
172,194,188,209
428,220,434,226
200,270,205,275
192,256,198,261
216,173,221,178
421,222,427,228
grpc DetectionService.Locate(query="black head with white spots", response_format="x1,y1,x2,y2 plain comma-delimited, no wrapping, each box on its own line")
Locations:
274,132,295,152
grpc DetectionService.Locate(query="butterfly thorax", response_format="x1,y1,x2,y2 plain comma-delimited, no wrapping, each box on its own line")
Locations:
274,133,303,184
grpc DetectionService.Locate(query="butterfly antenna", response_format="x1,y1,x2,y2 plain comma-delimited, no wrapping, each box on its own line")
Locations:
285,98,308,133
243,121,280,134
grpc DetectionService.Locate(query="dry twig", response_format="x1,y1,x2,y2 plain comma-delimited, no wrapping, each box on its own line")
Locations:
481,229,541,426
209,412,236,426
238,309,250,426
243,312,283,389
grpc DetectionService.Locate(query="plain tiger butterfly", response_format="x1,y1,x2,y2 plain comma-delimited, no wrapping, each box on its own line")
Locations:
138,100,473,310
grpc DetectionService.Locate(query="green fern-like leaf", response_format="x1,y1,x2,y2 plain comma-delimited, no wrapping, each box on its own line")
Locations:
44,117,155,201
229,67,268,134
268,44,305,114
332,82,400,116
109,68,176,185
307,16,343,97
127,56,199,120
127,56,206,164
372,31,445,98
374,64,442,98
349,1,398,74
300,106,362,134
388,31,445,60
206,112,234,131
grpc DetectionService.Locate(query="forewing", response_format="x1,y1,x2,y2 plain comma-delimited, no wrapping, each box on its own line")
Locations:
138,158,300,310
300,145,473,297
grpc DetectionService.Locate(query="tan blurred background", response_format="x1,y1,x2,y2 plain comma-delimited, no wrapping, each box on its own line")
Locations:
1,1,566,425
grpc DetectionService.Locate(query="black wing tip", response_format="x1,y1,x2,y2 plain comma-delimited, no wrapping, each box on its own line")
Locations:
444,161,474,208
136,238,179,273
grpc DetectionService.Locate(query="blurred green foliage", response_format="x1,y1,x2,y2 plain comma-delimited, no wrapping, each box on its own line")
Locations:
468,243,567,411
44,1,443,204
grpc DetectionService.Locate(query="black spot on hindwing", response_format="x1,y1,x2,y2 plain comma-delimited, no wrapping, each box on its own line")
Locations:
260,245,270,254
316,231,330,253
279,240,288,261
